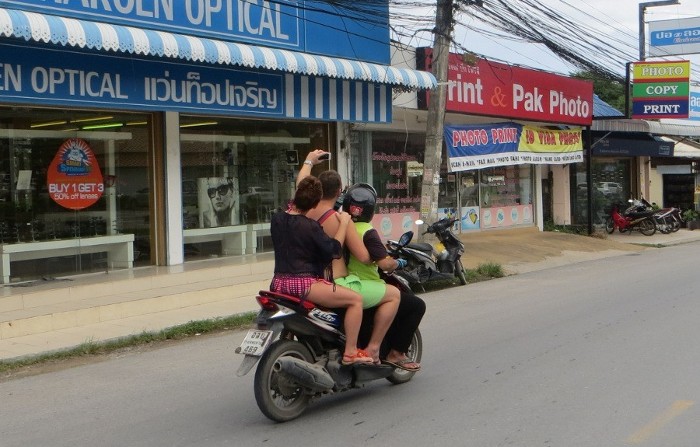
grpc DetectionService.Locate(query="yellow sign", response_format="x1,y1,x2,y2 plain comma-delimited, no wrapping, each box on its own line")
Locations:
519,126,583,153
633,61,691,81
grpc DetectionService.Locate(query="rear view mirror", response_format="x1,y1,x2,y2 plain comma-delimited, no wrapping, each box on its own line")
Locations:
398,231,413,246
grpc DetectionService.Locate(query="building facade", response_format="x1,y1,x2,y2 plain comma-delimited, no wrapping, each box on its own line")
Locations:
0,3,434,283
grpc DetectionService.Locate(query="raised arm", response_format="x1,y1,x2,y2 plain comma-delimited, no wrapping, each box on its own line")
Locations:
296,149,329,188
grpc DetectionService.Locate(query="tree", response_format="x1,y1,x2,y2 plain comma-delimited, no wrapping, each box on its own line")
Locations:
570,70,626,113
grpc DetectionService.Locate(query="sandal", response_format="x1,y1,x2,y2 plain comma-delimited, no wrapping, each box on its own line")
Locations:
341,349,374,365
382,357,421,371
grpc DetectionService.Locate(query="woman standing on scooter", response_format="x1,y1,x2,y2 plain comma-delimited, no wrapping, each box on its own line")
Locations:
269,176,373,365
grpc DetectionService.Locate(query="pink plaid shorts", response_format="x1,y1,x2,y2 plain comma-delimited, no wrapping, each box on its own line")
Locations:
270,274,332,299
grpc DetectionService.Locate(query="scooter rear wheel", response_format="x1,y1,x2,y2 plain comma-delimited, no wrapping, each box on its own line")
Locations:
638,218,656,236
254,339,313,422
387,329,422,385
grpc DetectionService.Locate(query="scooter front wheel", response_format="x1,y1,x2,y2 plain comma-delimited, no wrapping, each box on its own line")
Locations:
254,339,313,422
605,217,615,234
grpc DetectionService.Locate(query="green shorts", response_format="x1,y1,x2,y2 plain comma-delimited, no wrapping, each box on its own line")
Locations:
335,274,387,309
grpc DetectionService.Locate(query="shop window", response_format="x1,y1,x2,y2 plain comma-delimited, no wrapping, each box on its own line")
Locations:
570,158,631,225
663,174,694,211
479,165,534,229
179,116,329,260
0,107,152,283
354,131,424,214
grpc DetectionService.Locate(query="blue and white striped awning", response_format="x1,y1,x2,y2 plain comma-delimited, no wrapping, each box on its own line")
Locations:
0,8,436,90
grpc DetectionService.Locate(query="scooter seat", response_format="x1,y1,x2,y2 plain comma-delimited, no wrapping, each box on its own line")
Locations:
626,210,655,219
258,290,316,311
407,242,433,252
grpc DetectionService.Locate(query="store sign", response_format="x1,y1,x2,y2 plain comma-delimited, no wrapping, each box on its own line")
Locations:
444,123,583,171
591,135,674,157
0,44,392,123
417,49,594,126
648,17,700,57
690,90,700,121
632,61,690,119
47,139,104,210
1,0,390,64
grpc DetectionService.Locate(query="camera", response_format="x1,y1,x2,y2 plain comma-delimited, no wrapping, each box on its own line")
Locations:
318,152,331,161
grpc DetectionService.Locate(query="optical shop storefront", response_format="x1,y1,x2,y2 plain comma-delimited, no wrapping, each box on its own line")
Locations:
352,51,592,237
0,3,434,283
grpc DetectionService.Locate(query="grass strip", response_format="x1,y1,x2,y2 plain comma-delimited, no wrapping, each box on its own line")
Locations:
0,312,257,374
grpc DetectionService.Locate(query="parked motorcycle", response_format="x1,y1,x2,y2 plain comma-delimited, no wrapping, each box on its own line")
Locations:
386,217,467,290
236,231,422,422
605,200,656,236
630,198,682,234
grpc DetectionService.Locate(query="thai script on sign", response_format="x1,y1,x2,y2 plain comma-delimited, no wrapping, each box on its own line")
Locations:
145,71,278,109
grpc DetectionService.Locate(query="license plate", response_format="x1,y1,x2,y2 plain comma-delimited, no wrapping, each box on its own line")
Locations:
237,329,274,357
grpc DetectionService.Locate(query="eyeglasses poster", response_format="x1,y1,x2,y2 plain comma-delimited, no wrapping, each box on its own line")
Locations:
198,177,240,227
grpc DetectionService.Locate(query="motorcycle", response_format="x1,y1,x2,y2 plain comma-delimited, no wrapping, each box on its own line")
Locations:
236,231,422,422
605,200,656,236
631,198,682,234
386,216,467,290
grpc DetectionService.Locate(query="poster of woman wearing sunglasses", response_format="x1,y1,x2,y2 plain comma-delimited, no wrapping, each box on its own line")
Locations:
198,177,240,227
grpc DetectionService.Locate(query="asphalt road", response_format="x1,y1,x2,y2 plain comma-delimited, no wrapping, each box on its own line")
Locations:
2,242,700,447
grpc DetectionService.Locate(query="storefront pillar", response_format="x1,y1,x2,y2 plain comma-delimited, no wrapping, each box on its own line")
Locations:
552,165,573,225
534,165,544,231
164,112,184,266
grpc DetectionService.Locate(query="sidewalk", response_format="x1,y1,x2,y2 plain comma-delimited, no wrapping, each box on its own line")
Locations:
1,227,699,362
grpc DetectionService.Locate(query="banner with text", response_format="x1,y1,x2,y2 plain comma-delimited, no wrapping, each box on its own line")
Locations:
444,123,583,172
0,43,393,123
1,0,390,64
417,50,594,126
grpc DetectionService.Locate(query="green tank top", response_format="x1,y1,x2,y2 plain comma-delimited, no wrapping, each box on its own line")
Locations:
347,222,381,281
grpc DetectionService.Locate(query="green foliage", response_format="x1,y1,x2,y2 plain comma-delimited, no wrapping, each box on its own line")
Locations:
570,70,626,114
475,262,504,278
683,209,700,222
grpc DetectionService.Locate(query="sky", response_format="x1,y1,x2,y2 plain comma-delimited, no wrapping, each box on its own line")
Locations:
394,0,700,79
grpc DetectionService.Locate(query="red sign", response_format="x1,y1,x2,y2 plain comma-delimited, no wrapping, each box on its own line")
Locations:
47,138,104,210
417,49,594,126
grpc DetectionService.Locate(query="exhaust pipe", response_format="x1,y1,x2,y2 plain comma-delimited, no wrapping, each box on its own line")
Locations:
273,356,335,392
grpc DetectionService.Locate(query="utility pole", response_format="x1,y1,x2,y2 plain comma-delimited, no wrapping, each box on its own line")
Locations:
420,0,453,225
638,0,679,61
636,0,679,201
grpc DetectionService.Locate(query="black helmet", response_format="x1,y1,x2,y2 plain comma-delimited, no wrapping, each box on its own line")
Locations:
342,183,377,223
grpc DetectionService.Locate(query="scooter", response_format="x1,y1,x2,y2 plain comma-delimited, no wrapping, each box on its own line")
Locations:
386,217,467,290
236,231,421,422
630,198,681,234
605,200,656,236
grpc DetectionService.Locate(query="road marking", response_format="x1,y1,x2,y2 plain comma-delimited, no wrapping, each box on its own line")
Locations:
626,400,694,444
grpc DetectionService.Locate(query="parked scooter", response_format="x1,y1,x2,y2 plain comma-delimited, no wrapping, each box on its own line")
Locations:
236,231,421,422
605,200,656,236
630,198,682,234
386,217,467,290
